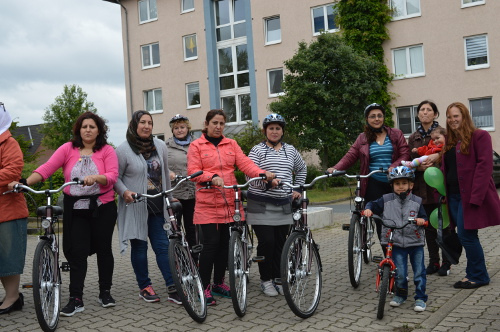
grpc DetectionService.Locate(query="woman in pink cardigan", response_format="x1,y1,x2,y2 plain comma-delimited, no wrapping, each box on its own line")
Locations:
10,112,118,316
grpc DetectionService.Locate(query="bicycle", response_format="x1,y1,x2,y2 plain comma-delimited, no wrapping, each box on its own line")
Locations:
5,179,83,332
131,170,206,323
342,169,385,288
371,215,428,319
279,171,345,319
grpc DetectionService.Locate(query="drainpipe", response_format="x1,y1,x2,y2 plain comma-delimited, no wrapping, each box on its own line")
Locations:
116,0,134,117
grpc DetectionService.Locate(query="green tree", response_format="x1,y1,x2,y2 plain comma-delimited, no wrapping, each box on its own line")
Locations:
269,32,381,169
41,84,97,149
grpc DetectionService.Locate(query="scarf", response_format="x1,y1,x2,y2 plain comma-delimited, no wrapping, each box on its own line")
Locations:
0,103,12,135
174,134,192,146
417,121,440,139
126,110,156,159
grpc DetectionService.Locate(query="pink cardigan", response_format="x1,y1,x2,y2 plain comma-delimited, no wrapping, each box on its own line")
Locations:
34,142,118,204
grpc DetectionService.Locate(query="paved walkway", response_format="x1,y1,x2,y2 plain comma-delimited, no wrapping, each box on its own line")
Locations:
2,207,500,332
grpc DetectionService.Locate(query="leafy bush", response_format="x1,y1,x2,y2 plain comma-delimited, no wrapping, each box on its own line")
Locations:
22,163,65,216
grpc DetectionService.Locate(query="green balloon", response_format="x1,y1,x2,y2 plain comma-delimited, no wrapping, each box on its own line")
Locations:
424,167,446,196
429,205,450,229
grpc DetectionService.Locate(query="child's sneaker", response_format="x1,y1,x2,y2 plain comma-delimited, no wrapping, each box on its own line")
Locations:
389,296,405,307
273,278,284,296
212,281,231,298
60,297,85,316
204,286,216,306
139,285,160,303
261,280,279,296
414,299,426,312
438,262,451,276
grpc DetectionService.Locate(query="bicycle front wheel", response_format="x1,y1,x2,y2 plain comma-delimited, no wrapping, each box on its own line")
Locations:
33,239,60,332
228,230,247,317
281,232,322,319
363,217,375,264
168,238,207,323
348,214,363,288
377,265,391,320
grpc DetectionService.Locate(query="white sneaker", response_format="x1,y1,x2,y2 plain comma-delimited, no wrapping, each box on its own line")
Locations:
261,280,279,297
273,279,284,295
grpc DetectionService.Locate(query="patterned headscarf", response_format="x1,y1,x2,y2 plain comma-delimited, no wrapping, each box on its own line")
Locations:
126,110,156,159
0,102,12,136
417,120,440,139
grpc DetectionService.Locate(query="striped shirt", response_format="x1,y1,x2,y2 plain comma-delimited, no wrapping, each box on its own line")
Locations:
247,142,307,200
369,136,393,183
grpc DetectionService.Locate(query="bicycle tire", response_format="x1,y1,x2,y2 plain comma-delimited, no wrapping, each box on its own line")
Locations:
377,265,391,320
281,232,322,319
168,238,207,323
363,217,375,264
228,230,247,317
348,214,363,288
33,239,60,332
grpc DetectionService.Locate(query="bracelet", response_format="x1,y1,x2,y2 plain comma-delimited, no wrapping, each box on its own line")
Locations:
19,178,28,185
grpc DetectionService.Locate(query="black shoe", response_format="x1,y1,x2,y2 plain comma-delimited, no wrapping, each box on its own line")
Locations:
426,263,440,275
60,297,85,316
438,262,451,276
0,293,23,315
98,290,116,308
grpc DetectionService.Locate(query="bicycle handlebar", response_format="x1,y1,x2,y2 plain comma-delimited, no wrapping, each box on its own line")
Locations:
280,170,346,190
3,178,84,195
223,174,267,190
132,171,203,200
371,215,428,229
343,169,387,179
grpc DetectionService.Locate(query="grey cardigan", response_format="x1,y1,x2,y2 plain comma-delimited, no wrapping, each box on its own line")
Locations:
114,138,171,254
166,136,196,200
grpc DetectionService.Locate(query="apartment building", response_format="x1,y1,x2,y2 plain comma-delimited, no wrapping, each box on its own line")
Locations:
104,0,498,151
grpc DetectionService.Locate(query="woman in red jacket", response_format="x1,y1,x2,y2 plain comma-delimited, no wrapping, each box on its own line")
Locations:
187,109,274,306
441,102,500,289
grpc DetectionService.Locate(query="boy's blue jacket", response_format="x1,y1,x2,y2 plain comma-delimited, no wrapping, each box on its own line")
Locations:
366,193,428,248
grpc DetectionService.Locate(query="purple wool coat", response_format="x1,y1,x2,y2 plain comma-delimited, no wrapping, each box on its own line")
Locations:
440,129,500,230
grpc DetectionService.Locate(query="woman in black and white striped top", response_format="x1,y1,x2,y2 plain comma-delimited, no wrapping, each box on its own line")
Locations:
246,114,307,297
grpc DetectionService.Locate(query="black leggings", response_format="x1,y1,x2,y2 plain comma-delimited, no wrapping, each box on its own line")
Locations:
199,223,231,289
423,203,451,265
252,224,290,281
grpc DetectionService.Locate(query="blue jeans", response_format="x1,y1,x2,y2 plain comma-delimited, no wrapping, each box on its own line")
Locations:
393,246,427,302
448,194,490,284
130,214,173,290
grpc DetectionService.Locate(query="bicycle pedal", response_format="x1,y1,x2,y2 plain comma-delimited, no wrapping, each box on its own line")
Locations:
252,256,265,263
342,224,350,231
372,256,383,263
191,244,203,254
22,283,33,289
61,262,71,272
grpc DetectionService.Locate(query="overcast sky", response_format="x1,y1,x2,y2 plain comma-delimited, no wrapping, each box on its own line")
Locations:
0,0,128,146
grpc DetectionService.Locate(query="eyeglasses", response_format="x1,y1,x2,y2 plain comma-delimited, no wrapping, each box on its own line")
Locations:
368,114,384,119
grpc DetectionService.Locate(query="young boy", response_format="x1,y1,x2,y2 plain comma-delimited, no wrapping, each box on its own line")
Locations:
402,127,446,168
364,166,429,312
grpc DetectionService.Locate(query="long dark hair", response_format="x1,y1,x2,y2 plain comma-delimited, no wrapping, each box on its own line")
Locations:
201,109,226,134
71,111,109,151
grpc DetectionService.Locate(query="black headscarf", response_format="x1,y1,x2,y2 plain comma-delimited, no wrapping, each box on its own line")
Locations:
126,110,156,159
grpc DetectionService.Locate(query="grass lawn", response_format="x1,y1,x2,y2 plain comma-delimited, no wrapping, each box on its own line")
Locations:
307,186,353,202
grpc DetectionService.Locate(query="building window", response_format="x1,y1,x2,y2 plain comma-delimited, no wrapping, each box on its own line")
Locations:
139,0,157,23
144,88,163,113
221,94,251,123
181,0,194,13
390,0,421,20
183,34,198,61
186,82,201,108
462,0,485,8
215,0,246,42
465,35,489,70
392,45,424,79
396,105,419,135
311,4,338,35
218,44,249,90
470,97,493,129
267,68,284,97
265,16,281,45
141,43,160,69
154,134,165,141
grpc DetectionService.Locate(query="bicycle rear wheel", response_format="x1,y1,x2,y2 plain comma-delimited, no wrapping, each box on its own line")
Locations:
168,238,207,323
33,239,60,332
377,265,390,319
348,214,363,288
363,217,375,264
228,230,248,317
281,232,322,319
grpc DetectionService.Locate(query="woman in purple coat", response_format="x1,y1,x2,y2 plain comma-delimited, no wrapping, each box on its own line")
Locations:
441,102,500,289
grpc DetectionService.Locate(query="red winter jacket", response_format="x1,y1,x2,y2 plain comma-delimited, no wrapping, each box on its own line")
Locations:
417,140,443,156
187,135,265,224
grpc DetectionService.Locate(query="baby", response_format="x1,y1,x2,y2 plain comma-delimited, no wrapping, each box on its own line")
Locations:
402,127,446,168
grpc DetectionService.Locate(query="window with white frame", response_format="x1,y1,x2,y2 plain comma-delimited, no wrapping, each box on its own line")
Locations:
265,16,281,45
215,0,246,42
392,45,424,79
221,94,251,123
462,0,485,8
470,97,493,129
390,0,421,20
182,0,194,13
267,68,284,97
139,0,157,23
183,34,198,61
186,82,201,108
144,88,163,113
311,4,338,35
396,105,420,135
154,133,165,141
141,43,160,69
465,35,489,70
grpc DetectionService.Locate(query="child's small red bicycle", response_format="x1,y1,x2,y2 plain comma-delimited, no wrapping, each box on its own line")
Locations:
371,216,428,319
